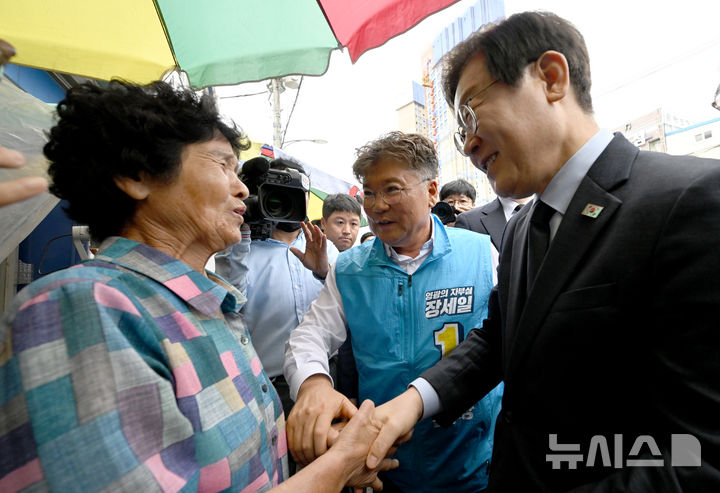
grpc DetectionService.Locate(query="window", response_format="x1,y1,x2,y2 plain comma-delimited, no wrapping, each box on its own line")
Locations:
704,130,712,139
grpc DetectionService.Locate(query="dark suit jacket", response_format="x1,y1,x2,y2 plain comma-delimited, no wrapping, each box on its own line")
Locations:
422,135,720,491
455,197,507,250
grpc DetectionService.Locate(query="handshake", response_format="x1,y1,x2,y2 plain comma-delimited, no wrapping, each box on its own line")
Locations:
287,375,423,491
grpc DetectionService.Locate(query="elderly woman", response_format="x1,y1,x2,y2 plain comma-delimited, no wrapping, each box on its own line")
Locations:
0,81,393,492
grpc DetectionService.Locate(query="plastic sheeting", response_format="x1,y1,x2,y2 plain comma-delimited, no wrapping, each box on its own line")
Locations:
0,77,58,262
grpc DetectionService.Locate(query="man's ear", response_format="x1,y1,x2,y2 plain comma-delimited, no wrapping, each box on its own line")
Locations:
536,50,570,104
320,217,327,229
427,179,439,207
114,175,151,200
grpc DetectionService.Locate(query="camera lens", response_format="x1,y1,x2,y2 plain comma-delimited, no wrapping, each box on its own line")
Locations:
262,190,293,219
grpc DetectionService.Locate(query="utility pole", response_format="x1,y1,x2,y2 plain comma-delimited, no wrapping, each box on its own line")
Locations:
270,78,283,149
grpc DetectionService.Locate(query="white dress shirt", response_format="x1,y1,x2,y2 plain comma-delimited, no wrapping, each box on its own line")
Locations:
283,219,436,400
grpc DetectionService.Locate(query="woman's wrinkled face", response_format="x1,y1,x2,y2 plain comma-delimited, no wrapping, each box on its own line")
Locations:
142,134,248,257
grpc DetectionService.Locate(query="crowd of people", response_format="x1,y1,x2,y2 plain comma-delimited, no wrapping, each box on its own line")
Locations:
2,10,720,493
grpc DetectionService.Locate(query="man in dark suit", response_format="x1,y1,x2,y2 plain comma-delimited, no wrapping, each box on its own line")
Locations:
455,185,530,251
363,11,720,491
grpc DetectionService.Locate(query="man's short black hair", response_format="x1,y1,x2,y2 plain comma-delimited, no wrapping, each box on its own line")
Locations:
322,193,362,220
440,178,476,203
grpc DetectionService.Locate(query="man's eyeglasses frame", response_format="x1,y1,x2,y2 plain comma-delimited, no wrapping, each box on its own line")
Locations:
453,79,499,155
362,178,432,207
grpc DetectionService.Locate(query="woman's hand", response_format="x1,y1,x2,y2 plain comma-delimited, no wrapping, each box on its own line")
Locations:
328,399,400,490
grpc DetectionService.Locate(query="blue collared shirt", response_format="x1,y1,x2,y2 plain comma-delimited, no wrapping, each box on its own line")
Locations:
541,129,614,239
215,231,338,377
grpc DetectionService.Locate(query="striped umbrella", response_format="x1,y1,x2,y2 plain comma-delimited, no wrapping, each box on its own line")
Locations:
1,0,459,89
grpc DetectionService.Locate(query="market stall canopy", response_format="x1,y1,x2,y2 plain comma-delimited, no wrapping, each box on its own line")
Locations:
1,0,459,89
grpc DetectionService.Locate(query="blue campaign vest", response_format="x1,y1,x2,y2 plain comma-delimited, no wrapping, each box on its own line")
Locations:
335,216,503,492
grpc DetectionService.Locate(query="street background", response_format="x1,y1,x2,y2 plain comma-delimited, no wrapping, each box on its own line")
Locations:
216,0,720,184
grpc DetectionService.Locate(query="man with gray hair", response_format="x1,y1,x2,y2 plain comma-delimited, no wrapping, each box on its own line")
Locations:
284,131,502,492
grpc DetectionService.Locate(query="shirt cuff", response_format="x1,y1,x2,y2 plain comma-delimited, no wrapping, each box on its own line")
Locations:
286,363,333,402
409,377,441,420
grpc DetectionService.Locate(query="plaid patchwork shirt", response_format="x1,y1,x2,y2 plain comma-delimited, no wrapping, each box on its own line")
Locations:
0,237,287,492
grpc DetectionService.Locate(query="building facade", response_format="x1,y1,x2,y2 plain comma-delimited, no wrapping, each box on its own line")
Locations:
666,117,720,159
397,81,429,135
612,108,692,153
613,108,720,159
413,0,505,205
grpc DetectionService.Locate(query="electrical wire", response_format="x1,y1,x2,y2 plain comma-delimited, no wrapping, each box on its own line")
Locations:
36,233,73,276
281,76,304,147
218,90,268,99
596,38,720,98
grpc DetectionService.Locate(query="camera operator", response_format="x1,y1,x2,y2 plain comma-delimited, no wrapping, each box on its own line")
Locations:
215,157,338,474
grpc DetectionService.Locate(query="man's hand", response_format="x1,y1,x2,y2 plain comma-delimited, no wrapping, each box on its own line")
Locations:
366,388,424,470
274,400,399,493
287,374,357,465
330,400,400,491
290,221,329,279
454,201,473,214
0,147,48,207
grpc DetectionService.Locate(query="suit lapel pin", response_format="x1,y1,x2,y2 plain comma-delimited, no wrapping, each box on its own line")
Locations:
581,203,604,218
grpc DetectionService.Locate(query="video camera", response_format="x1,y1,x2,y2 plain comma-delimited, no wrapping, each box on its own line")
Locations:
240,157,310,240
431,201,457,225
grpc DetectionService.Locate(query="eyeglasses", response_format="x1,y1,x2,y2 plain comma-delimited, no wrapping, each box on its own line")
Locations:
363,178,431,207
444,197,472,207
453,79,498,155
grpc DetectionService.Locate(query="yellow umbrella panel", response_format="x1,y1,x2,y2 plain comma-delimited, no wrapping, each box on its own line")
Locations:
2,0,176,84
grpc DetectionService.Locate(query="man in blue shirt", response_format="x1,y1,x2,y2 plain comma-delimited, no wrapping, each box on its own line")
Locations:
215,158,338,426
